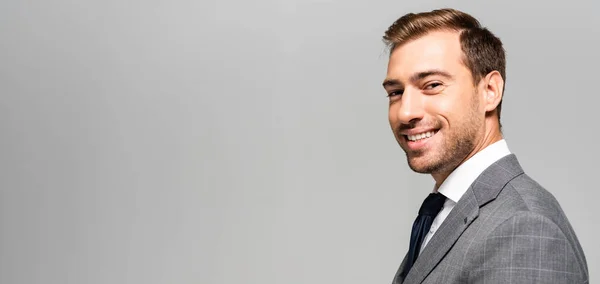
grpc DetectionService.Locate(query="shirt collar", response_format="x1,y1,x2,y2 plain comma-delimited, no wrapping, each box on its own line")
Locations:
436,139,511,203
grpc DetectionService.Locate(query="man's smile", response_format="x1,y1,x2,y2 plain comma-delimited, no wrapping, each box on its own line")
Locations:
406,130,437,142
401,129,440,151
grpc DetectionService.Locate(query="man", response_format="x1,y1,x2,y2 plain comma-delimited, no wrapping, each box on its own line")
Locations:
382,9,588,283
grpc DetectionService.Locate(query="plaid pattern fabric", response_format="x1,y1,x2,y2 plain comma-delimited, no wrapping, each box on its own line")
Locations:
393,155,588,284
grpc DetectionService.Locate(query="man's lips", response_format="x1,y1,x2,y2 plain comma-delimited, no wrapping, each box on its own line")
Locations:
404,130,437,142
399,128,439,139
397,129,440,151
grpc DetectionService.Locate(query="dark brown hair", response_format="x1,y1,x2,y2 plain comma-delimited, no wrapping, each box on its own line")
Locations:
383,8,506,121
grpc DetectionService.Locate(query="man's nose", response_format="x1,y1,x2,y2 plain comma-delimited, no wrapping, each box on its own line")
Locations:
396,88,425,125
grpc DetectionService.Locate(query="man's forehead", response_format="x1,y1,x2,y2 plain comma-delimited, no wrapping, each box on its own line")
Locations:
393,30,462,53
386,31,465,79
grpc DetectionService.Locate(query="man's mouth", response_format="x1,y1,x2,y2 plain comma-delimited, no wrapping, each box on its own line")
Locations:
405,130,437,142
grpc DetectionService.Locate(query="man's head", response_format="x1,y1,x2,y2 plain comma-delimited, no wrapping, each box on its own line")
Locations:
382,9,506,184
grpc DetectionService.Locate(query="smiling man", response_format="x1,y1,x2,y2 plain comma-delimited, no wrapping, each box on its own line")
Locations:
382,9,588,284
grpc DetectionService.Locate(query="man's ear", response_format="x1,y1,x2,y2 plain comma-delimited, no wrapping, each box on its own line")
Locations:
481,71,504,112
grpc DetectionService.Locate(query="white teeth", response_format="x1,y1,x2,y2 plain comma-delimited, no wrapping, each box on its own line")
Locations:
407,131,435,141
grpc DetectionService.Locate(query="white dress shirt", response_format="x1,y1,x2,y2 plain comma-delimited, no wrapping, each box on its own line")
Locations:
419,139,511,253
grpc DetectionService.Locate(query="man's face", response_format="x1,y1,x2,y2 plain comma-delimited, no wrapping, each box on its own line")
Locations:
383,30,486,176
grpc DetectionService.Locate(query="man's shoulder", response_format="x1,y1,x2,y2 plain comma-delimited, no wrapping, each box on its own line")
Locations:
501,173,564,218
464,173,589,280
476,171,575,242
492,173,586,262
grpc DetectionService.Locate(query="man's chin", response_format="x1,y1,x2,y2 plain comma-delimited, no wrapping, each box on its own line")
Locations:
407,161,430,174
406,155,438,174
408,163,434,174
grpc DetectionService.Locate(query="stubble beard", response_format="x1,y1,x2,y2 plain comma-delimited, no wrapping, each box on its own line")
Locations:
402,92,482,176
406,133,476,175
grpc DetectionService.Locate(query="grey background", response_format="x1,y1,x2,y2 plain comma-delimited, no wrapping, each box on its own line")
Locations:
0,0,597,283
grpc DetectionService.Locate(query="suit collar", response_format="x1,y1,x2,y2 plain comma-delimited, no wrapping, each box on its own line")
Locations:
399,154,524,284
437,139,511,203
471,154,524,207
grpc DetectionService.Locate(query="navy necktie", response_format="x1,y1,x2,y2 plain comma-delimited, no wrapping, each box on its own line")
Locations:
401,193,446,278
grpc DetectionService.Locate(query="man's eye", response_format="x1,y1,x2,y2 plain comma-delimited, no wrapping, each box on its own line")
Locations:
425,82,443,89
387,90,404,97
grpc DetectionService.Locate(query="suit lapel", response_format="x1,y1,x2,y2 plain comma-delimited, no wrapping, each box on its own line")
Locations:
402,189,479,284
402,154,524,284
392,254,408,284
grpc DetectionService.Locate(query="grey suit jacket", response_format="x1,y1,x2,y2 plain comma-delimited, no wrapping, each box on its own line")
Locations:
393,154,588,284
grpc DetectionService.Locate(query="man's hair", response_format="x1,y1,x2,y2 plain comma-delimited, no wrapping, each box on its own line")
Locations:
383,8,506,122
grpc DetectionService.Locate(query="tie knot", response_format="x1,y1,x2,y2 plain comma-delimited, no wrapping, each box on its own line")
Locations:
418,193,446,217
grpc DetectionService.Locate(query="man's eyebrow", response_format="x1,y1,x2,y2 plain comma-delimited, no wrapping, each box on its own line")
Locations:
382,70,453,89
382,78,402,88
409,70,453,83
